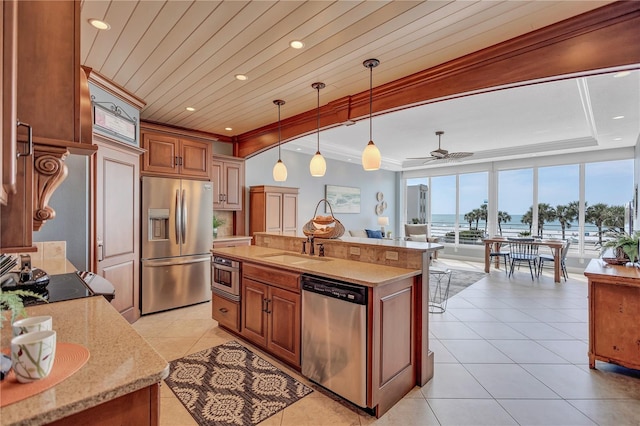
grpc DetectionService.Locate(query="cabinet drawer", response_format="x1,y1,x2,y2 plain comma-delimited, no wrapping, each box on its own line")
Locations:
243,263,300,292
212,294,240,331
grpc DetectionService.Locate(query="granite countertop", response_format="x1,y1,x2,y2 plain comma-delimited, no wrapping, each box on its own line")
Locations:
212,245,421,286
213,235,253,243
1,297,169,426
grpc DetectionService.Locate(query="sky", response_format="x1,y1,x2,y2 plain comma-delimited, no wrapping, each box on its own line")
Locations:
410,159,634,216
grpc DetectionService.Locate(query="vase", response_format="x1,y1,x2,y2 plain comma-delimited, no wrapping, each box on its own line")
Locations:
213,228,218,239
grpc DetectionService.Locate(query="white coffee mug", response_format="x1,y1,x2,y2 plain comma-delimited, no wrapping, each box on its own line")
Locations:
11,330,57,383
12,315,53,337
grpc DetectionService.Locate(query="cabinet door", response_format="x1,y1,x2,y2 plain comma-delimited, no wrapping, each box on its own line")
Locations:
95,142,140,323
1,0,17,205
17,1,83,145
592,282,640,366
267,286,301,367
211,159,223,209
241,278,268,347
142,133,179,175
282,193,298,235
223,160,243,210
180,138,209,179
265,192,283,232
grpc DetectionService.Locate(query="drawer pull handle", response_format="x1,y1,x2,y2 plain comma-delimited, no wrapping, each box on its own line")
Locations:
219,307,228,313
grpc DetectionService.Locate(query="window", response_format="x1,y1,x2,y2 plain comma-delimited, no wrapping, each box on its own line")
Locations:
459,172,488,244
430,176,456,240
585,160,634,255
498,169,533,238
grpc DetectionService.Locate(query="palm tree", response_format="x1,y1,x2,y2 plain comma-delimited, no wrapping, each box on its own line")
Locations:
555,201,578,239
497,211,511,236
586,203,610,245
521,208,533,234
537,203,556,237
463,211,477,230
472,208,483,230
604,205,625,232
479,204,488,233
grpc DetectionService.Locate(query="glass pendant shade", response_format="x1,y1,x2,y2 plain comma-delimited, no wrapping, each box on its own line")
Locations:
272,99,287,182
273,159,287,181
362,59,381,171
310,82,326,177
362,140,381,170
310,152,326,177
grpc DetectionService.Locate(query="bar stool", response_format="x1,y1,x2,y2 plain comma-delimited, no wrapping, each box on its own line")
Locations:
429,267,452,313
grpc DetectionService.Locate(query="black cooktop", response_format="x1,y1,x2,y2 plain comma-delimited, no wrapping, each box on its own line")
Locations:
22,272,94,306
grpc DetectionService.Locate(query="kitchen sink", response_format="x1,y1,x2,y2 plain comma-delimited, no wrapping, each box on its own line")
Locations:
258,252,332,265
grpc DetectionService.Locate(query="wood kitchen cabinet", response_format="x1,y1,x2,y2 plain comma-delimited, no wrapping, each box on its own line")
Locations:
249,185,298,237
211,155,244,210
241,263,301,367
94,137,143,323
141,132,210,179
1,0,86,251
212,294,240,332
584,259,640,371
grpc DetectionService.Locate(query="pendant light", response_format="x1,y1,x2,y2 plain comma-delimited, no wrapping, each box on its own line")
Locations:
309,82,326,177
272,99,287,182
362,58,381,171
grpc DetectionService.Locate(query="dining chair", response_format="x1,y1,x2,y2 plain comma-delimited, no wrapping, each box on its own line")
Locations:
508,238,539,280
538,240,571,281
489,241,510,275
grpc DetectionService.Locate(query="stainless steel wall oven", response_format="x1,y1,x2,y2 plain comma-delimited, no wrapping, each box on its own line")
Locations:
211,256,240,301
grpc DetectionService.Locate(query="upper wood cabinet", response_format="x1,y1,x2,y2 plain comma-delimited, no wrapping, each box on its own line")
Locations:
141,132,210,179
211,155,244,211
2,0,85,252
16,1,91,150
249,185,298,237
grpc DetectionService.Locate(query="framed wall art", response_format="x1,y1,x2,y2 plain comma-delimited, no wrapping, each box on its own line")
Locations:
325,185,361,214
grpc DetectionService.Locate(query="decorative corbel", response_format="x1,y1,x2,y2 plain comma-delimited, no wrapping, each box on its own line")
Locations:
33,144,69,231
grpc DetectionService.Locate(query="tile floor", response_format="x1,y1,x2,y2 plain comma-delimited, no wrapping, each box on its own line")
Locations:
132,259,640,425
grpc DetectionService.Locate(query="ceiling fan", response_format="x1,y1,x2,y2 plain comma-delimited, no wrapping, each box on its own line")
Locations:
408,131,473,163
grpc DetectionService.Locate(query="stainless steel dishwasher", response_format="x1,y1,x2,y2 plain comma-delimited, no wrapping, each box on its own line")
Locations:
301,274,368,408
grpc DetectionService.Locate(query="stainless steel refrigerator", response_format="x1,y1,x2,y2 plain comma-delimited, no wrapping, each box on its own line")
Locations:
141,176,213,315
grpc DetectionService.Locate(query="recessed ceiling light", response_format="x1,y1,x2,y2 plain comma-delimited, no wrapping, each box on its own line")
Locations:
235,74,248,81
289,40,304,49
185,107,196,112
88,18,110,30
612,115,625,120
613,71,631,78
613,137,622,141
225,127,233,131
296,147,302,151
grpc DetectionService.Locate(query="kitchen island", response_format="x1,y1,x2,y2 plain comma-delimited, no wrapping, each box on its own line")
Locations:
212,232,441,418
1,296,169,426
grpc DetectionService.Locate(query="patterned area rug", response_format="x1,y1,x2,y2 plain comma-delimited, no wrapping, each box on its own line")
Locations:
165,340,313,425
433,268,487,300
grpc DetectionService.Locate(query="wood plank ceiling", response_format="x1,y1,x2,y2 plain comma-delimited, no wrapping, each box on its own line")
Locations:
80,1,639,170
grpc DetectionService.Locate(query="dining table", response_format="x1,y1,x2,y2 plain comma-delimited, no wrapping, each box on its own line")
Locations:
483,237,566,283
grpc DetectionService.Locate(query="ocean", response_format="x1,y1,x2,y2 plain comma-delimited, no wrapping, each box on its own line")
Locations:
430,214,600,238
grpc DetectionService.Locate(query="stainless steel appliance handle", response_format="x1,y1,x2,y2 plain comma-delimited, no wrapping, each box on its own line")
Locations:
213,263,239,273
181,189,187,244
142,255,211,267
174,189,181,244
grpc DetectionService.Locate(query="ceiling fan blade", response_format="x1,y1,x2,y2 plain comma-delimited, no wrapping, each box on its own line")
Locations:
406,156,436,160
446,152,473,159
